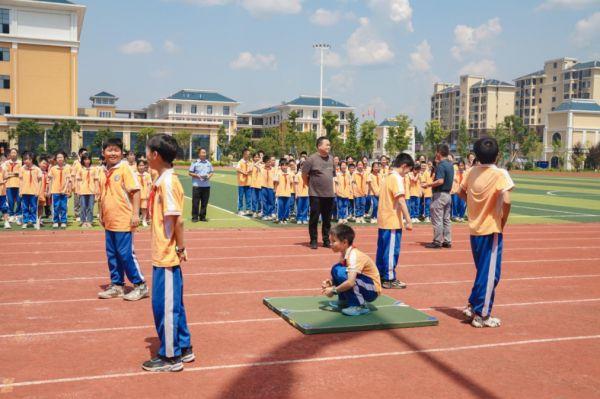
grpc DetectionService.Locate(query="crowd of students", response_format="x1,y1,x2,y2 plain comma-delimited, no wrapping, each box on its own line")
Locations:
235,150,473,225
0,147,154,230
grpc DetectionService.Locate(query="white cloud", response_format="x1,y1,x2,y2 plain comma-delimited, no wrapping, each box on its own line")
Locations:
368,0,413,31
240,0,301,16
175,0,231,5
459,59,497,76
119,40,153,55
450,17,502,60
408,40,432,72
346,18,394,66
313,49,344,68
164,40,181,54
230,51,277,70
536,0,598,10
572,12,600,47
310,8,341,26
329,71,355,93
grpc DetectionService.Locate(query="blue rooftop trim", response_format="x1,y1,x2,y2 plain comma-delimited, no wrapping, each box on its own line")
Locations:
568,60,600,70
92,91,116,98
285,96,350,108
514,70,545,81
244,106,280,115
555,100,600,112
378,119,399,127
439,85,459,94
472,79,514,88
168,90,237,103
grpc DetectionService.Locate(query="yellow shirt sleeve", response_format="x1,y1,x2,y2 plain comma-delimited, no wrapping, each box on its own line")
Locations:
162,178,184,216
122,164,140,193
346,249,365,274
391,174,404,198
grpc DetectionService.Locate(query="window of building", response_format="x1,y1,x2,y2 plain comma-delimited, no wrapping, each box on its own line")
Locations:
552,96,556,102
525,118,529,125
564,72,570,79
340,111,345,120
0,47,8,61
525,99,530,106
552,86,557,92
191,105,197,114
377,140,381,150
99,111,112,118
531,109,535,116
175,104,182,113
564,83,570,91
539,88,543,94
0,9,8,34
582,93,590,99
572,83,577,90
564,94,569,99
539,98,542,104
551,107,555,111
223,106,230,115
532,78,536,84
532,89,536,96
583,69,591,78
553,76,557,82
553,62,557,68
207,105,213,114
312,123,317,131
340,125,345,133
0,102,9,114
297,109,303,118
312,110,318,119
0,75,9,89
526,79,531,85
532,99,536,106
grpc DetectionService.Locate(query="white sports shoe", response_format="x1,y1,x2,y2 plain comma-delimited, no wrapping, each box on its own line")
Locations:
15,217,22,226
370,218,377,224
471,315,501,328
3,221,10,229
52,223,59,229
462,305,474,319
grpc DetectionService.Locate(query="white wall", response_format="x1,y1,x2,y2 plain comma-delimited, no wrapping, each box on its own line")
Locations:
14,8,75,42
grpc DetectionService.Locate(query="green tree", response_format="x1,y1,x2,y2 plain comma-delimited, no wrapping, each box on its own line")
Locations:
47,120,80,155
343,111,359,159
424,120,448,157
134,127,157,155
173,130,192,160
92,128,116,156
585,143,600,170
8,119,43,153
295,131,318,156
571,143,586,171
322,111,339,140
384,114,412,156
255,128,283,157
551,138,564,169
414,126,424,145
456,119,470,159
359,120,377,157
520,129,540,162
283,111,300,156
502,115,527,163
228,128,253,159
217,124,230,157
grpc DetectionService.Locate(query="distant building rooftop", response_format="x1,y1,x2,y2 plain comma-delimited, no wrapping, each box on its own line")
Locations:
554,99,600,112
167,90,237,103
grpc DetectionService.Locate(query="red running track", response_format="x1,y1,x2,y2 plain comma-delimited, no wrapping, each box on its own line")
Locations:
1,223,599,398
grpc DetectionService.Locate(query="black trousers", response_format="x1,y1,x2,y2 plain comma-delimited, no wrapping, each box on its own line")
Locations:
309,196,334,244
192,186,210,221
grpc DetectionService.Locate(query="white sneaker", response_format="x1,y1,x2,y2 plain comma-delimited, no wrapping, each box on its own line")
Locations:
75,217,80,222
52,223,59,229
471,315,501,328
123,283,149,301
425,217,431,223
22,223,27,229
15,217,22,226
237,211,245,216
371,218,377,224
142,220,148,227
462,305,474,319
98,284,125,299
3,221,10,229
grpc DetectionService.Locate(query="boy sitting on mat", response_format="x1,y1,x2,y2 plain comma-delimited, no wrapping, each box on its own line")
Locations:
321,224,381,316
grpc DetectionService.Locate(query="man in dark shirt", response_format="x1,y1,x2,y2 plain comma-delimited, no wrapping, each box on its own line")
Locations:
422,144,454,249
302,137,336,250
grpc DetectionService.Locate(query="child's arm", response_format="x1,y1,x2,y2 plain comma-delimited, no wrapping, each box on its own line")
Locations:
322,271,359,297
130,190,141,227
501,191,511,230
399,195,412,230
167,214,187,262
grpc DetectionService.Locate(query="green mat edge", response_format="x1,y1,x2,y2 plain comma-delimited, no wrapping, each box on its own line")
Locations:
263,296,439,335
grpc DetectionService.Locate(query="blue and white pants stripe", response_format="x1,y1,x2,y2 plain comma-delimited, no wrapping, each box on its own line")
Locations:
331,263,378,306
104,231,145,285
469,233,503,317
237,186,252,212
152,266,192,358
376,228,402,281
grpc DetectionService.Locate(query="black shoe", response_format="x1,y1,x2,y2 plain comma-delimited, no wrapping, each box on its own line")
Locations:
310,241,318,250
142,355,183,372
181,346,195,363
322,242,331,248
425,242,442,249
191,218,199,223
442,242,452,248
200,218,208,222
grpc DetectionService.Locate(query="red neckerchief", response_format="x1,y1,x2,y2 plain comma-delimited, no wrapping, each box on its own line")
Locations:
10,162,16,172
58,167,63,188
104,164,118,190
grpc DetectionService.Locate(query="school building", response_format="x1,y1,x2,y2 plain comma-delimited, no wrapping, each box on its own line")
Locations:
373,118,416,159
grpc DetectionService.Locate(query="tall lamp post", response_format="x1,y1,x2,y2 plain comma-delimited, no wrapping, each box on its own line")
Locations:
313,43,330,137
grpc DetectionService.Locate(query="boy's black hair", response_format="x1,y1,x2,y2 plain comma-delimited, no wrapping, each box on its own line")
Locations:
147,134,179,165
316,136,329,148
371,161,381,167
392,153,414,168
136,159,147,166
103,138,123,151
287,159,296,166
80,153,92,165
55,150,67,158
436,144,450,157
339,160,347,167
21,151,33,160
300,151,307,156
473,137,499,164
262,155,271,163
413,162,421,171
348,163,356,168
458,160,466,167
78,148,88,156
330,224,355,246
242,148,250,154
39,154,49,163
279,158,288,166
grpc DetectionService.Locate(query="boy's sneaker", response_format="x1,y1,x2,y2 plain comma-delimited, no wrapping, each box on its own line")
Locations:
237,211,245,216
382,280,407,289
471,315,502,328
425,217,431,223
342,305,370,316
35,221,40,230
15,217,22,226
327,300,348,312
462,304,474,319
22,223,27,229
3,221,10,229
181,347,195,363
52,223,59,229
123,283,149,301
60,223,66,229
370,218,377,224
142,355,183,372
98,284,125,299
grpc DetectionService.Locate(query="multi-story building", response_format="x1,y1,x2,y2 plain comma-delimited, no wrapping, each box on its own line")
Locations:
514,58,600,136
237,95,354,138
373,118,416,158
0,0,86,145
430,75,516,147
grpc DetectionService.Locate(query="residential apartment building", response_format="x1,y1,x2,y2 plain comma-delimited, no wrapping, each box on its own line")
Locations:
430,75,516,147
237,96,354,138
373,118,416,159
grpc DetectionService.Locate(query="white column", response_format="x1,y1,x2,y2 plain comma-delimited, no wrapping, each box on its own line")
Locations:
319,48,324,137
542,118,547,161
566,111,573,170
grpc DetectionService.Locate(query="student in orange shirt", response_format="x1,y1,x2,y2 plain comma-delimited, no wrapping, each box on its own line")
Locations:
71,148,88,222
3,148,21,224
37,156,51,226
347,163,356,221
451,160,466,222
142,133,193,372
376,153,413,289
236,148,252,216
77,154,98,228
380,155,390,176
48,151,71,229
367,161,382,224
260,155,276,221
274,159,292,224
294,160,309,224
459,137,514,328
250,152,263,218
334,161,351,223
288,160,297,219
19,152,42,229
0,166,8,229
97,138,147,301
352,161,368,224
408,164,422,223
419,163,433,223
136,159,152,227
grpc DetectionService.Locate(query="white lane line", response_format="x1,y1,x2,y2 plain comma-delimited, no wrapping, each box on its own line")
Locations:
1,274,598,307
189,196,251,220
511,214,600,218
1,257,598,284
2,334,599,389
2,297,599,340
512,205,593,216
2,246,598,267
3,236,599,256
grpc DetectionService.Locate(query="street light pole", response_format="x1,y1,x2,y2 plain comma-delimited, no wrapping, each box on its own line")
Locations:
313,43,330,137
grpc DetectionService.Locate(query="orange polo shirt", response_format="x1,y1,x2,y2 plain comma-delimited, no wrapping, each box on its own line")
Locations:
3,160,21,189
344,246,382,293
408,172,422,197
274,171,292,197
367,172,382,196
377,171,406,230
98,161,140,232
78,166,98,196
294,172,309,197
136,171,152,200
261,167,274,189
0,171,6,196
48,165,71,194
19,166,42,195
236,159,252,186
150,169,184,267
420,171,433,198
250,162,264,189
335,172,351,198
352,171,368,197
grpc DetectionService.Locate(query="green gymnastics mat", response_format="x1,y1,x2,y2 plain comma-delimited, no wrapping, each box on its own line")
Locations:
263,295,438,335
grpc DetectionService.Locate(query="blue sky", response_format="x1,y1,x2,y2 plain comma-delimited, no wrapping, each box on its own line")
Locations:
75,0,600,129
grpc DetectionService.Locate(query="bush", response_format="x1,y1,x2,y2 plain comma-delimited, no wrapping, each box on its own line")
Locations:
524,161,534,171
505,162,513,171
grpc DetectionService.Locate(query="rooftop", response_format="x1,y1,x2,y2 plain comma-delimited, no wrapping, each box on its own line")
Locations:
567,60,600,71
472,79,514,88
554,99,600,112
285,96,350,108
91,91,117,98
378,119,400,127
243,106,280,115
167,90,238,103
514,70,545,81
